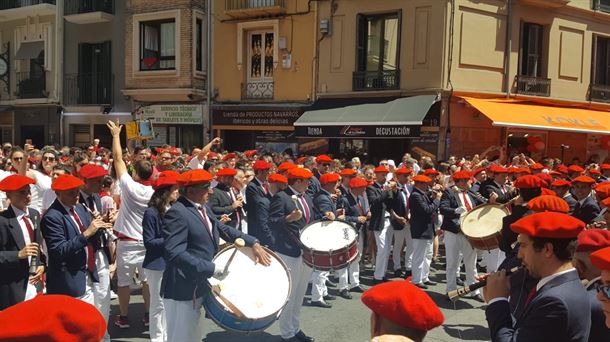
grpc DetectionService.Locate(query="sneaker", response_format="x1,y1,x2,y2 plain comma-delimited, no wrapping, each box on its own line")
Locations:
110,290,118,300
143,312,149,327
114,315,130,329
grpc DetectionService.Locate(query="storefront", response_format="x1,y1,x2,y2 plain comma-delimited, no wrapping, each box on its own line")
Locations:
9,106,61,148
212,104,306,154
449,96,610,162
135,104,206,151
294,95,441,163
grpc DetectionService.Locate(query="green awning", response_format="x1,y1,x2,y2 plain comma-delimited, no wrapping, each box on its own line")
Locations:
15,41,44,60
294,95,439,138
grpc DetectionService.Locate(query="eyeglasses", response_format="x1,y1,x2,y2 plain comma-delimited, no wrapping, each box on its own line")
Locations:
160,156,172,161
596,282,610,300
321,163,331,167
43,156,56,161
12,157,23,161
380,163,388,166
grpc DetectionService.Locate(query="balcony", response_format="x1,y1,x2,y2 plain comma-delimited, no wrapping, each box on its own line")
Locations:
225,0,286,19
519,0,570,8
352,70,400,91
0,1,55,21
64,73,113,106
65,0,114,24
515,75,551,97
16,71,47,99
241,80,274,100
589,84,610,103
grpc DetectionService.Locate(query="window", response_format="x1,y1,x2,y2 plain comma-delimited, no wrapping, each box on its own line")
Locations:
356,13,399,73
139,20,176,71
595,0,610,12
593,36,610,86
248,31,274,80
519,23,544,77
196,18,204,72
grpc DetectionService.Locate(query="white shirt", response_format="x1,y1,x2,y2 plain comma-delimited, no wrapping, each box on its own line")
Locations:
536,268,576,292
187,157,206,170
12,205,38,301
186,198,213,235
29,171,52,214
0,169,12,211
113,173,154,239
41,188,57,213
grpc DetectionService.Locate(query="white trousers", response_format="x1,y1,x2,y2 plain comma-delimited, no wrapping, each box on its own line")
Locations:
164,297,203,342
392,225,413,271
311,270,329,302
483,248,506,273
373,220,394,280
278,253,313,339
93,251,111,342
143,269,166,342
444,231,478,294
411,238,433,284
77,273,95,306
338,233,363,290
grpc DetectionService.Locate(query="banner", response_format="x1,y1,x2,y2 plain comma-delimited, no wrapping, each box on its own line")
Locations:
137,105,203,125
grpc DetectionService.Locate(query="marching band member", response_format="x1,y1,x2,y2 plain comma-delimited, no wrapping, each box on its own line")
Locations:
551,179,577,213
0,175,45,310
161,169,271,342
571,176,601,225
484,212,591,342
209,168,244,231
389,167,414,278
590,246,610,328
269,167,320,342
367,166,395,284
246,160,274,246
439,170,485,300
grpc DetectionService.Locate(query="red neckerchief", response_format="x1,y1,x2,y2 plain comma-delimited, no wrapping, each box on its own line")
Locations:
136,179,153,186
100,191,110,198
9,167,17,173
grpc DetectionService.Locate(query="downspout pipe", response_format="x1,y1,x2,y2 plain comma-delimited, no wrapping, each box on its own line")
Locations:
206,0,213,143
504,0,513,98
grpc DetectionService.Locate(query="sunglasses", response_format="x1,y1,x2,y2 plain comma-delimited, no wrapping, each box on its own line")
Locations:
321,163,331,167
43,156,56,161
12,157,23,161
596,282,610,300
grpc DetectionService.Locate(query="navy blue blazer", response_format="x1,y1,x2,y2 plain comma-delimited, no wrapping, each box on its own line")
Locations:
161,196,257,301
78,191,110,261
142,207,166,271
269,187,319,258
306,174,322,198
439,188,485,234
572,196,601,225
314,190,336,218
479,179,517,204
563,194,578,214
486,270,591,342
586,278,610,342
209,184,241,229
498,205,531,254
246,178,274,246
0,206,45,310
366,183,393,231
41,200,98,298
389,185,413,231
408,187,440,240
341,191,367,230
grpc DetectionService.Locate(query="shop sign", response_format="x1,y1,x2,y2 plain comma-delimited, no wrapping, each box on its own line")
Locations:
137,105,203,125
295,125,421,138
214,109,302,126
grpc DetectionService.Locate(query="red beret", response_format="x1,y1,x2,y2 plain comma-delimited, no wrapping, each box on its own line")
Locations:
244,150,258,158
361,280,444,331
540,187,556,196
452,170,472,181
222,153,237,161
516,167,532,175
339,168,357,177
278,162,297,171
572,175,596,185
0,175,35,191
551,179,571,187
413,175,433,183
268,173,288,184
589,168,601,175
568,165,584,173
0,294,106,342
507,167,519,174
52,174,85,191
207,151,219,159
253,160,273,171
320,173,340,185
216,168,237,177
395,167,413,176
576,229,610,253
296,156,308,165
549,171,562,177
349,177,368,189
527,195,569,213
79,164,107,180
601,164,610,171
513,175,542,189
374,166,389,174
595,184,610,200
556,165,569,174
488,164,508,174
287,167,313,180
603,197,610,209
423,168,439,176
153,170,180,190
315,154,333,163
473,168,486,177
530,163,544,170
510,212,585,239
177,169,213,186
590,246,610,271
535,173,552,186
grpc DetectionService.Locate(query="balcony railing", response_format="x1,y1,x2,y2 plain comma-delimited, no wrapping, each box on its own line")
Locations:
65,0,113,15
352,70,400,91
16,71,47,99
64,73,112,105
589,83,610,103
225,0,285,18
0,0,55,10
515,75,551,97
241,81,274,100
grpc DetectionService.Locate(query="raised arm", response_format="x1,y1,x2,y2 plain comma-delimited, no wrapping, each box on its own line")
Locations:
107,120,127,178
195,137,221,162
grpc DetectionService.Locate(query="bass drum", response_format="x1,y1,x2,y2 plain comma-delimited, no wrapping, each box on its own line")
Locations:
299,220,358,271
460,204,509,250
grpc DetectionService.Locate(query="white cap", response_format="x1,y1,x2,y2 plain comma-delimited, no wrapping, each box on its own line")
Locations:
388,159,396,167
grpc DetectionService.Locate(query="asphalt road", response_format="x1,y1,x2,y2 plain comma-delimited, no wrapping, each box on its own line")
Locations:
108,257,490,342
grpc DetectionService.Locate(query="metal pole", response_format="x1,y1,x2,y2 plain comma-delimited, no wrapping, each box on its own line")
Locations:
206,0,213,143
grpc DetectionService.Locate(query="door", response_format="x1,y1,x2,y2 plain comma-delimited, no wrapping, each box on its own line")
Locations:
78,41,112,104
21,126,44,148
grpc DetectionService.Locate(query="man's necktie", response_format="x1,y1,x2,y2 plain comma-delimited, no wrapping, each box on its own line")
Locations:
22,215,35,243
298,194,311,224
525,287,537,306
229,189,241,228
462,192,473,212
70,208,95,273
199,207,213,237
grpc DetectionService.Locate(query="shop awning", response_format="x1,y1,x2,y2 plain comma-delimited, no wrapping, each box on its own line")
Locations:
15,41,44,60
294,95,439,138
461,97,610,134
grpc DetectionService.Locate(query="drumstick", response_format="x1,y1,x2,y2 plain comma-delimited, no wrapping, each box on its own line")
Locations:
221,238,245,276
211,284,246,319
291,195,299,207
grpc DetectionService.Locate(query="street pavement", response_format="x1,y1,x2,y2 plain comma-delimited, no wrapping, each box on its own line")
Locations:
109,256,490,342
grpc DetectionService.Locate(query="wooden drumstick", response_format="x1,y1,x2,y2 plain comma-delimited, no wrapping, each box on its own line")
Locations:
221,238,245,276
211,284,246,319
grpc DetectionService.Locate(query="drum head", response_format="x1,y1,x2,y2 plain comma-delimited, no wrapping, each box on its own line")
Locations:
300,220,357,251
208,247,290,319
461,204,508,238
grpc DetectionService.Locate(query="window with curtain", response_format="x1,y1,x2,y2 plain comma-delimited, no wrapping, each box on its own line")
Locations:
140,20,176,71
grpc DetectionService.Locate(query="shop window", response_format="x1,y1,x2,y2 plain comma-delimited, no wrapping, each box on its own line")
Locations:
71,124,91,148
139,20,176,71
0,126,12,144
519,23,544,77
593,36,610,86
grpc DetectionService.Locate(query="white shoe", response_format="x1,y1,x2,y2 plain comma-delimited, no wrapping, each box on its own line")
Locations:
110,291,118,300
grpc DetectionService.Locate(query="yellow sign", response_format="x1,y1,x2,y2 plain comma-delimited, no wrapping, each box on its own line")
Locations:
125,121,139,140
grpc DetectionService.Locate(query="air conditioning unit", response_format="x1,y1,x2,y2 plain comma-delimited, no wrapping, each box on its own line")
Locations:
320,19,330,35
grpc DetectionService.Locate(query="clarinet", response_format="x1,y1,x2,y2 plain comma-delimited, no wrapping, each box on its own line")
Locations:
447,266,522,300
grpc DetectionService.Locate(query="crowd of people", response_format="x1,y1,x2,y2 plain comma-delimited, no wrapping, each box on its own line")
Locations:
0,119,609,342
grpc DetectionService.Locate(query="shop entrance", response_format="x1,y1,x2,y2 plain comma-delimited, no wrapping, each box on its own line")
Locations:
20,125,44,147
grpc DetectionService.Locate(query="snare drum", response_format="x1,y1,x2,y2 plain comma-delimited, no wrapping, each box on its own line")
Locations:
299,220,358,271
460,204,509,250
204,245,291,333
